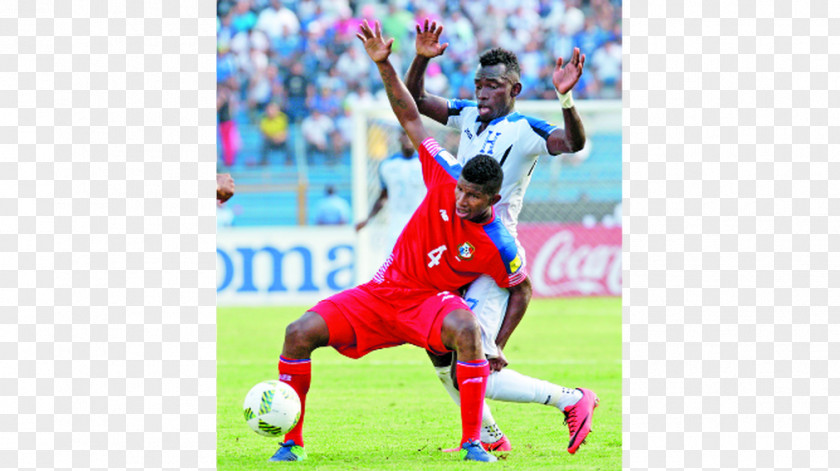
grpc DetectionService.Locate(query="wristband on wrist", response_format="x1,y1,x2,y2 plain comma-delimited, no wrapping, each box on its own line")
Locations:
556,89,575,109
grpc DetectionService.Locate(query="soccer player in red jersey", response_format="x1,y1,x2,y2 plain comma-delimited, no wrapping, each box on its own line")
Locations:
269,21,529,463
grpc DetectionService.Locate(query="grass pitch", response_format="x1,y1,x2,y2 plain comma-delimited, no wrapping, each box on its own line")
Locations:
218,297,621,470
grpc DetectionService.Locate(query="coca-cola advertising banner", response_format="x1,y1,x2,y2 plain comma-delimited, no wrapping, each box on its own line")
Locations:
518,223,621,298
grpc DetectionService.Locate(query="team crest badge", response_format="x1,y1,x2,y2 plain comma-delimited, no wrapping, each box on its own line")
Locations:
509,254,522,273
458,242,475,259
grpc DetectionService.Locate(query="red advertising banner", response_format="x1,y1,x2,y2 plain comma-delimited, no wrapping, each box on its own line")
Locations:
517,223,621,298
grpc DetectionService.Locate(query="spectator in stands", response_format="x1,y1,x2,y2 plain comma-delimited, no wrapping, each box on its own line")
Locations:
324,101,352,166
283,62,309,123
423,61,449,96
344,82,376,110
216,0,622,171
548,23,575,76
382,3,413,53
217,82,240,168
310,85,342,117
260,102,289,165
216,43,237,85
336,45,371,85
327,128,349,166
301,108,334,163
296,0,320,29
444,10,477,67
313,185,351,225
590,40,622,98
248,62,277,116
448,61,475,101
272,24,304,59
217,7,236,52
518,39,548,99
230,0,257,35
220,0,622,111
255,0,300,40
334,106,354,155
574,16,608,61
318,65,347,94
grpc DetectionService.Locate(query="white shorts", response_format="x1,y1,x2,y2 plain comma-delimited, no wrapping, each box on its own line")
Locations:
462,274,510,358
463,236,526,358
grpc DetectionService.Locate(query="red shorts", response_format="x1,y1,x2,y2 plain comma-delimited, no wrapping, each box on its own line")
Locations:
309,281,471,359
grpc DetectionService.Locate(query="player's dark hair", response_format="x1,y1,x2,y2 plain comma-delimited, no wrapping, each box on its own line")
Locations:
461,155,503,196
478,48,521,81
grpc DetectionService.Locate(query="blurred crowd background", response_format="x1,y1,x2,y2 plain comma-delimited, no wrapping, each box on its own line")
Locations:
217,0,622,227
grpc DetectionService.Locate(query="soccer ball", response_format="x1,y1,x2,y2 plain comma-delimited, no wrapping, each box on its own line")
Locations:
243,380,301,437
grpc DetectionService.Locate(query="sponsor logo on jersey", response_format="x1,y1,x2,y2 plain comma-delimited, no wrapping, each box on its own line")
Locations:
509,254,522,273
458,241,475,260
464,128,473,140
439,209,449,221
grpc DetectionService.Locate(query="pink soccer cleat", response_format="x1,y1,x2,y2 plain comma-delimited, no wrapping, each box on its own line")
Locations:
563,388,599,454
481,434,512,452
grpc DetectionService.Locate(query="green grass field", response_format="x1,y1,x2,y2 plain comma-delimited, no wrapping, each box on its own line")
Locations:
218,297,621,470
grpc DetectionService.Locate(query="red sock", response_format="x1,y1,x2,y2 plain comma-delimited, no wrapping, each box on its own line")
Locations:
278,356,311,446
456,359,489,445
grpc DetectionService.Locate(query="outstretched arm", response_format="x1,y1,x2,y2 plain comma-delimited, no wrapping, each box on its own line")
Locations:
357,20,430,151
355,188,387,231
404,19,450,125
546,48,587,155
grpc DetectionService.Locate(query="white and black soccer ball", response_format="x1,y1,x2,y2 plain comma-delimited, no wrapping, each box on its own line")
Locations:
243,380,301,437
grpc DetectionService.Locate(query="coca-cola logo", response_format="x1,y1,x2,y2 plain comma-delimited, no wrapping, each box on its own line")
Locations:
530,230,621,296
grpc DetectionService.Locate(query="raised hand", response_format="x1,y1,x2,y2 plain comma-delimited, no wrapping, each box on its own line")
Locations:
552,47,586,94
356,19,393,63
414,18,448,59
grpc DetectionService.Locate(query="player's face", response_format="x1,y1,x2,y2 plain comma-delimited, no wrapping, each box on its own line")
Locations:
474,64,517,122
454,177,493,223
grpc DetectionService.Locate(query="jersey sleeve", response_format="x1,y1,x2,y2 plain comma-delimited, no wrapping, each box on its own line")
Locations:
482,218,527,288
419,137,462,188
444,99,476,130
521,114,560,155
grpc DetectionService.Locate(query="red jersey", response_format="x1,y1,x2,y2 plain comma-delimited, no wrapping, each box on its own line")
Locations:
372,137,526,291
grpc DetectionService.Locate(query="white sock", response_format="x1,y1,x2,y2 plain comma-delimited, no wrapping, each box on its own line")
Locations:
486,368,583,410
434,366,503,442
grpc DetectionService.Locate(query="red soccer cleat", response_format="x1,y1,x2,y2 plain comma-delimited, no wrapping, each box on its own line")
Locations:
563,388,599,454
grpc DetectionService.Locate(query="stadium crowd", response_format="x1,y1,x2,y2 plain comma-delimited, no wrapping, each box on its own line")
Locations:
216,0,622,168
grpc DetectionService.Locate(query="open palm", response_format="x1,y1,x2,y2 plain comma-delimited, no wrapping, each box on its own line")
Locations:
553,47,586,94
415,18,448,58
356,20,393,63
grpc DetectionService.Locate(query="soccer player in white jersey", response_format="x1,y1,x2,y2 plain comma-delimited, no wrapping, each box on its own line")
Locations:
405,19,595,454
355,131,427,253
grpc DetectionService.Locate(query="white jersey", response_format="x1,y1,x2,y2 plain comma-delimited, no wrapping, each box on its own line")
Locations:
378,152,426,249
446,99,558,238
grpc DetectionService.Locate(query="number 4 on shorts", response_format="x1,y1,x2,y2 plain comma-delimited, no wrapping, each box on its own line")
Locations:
427,245,447,267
